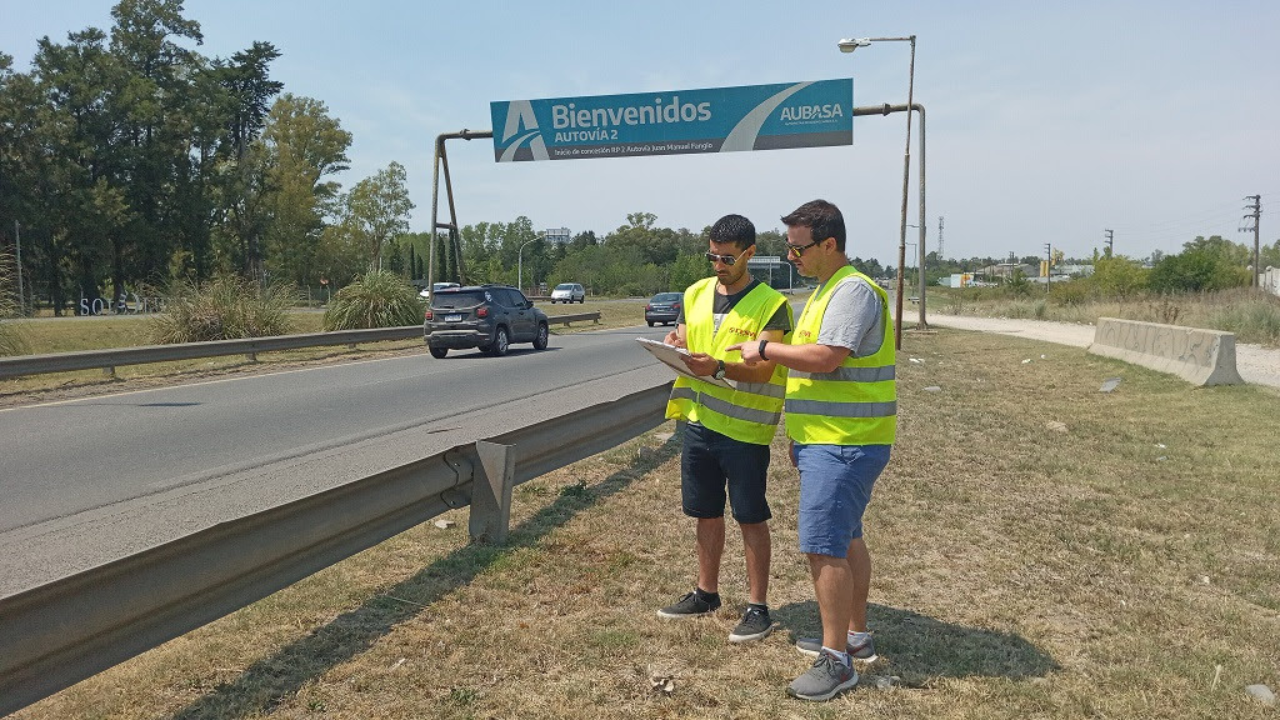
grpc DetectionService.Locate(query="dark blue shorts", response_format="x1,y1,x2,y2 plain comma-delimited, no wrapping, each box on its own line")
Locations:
681,422,772,524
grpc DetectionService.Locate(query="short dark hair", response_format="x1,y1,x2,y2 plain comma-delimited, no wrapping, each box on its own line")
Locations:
781,199,845,252
708,214,756,249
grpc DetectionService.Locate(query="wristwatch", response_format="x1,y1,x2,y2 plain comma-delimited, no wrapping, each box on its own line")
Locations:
713,359,727,381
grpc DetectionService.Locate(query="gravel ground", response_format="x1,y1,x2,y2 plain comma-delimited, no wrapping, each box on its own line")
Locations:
923,315,1280,389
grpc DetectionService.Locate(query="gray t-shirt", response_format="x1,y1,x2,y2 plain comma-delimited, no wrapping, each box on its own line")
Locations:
813,274,884,358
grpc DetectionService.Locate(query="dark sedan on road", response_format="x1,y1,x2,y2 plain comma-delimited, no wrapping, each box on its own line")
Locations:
645,292,683,327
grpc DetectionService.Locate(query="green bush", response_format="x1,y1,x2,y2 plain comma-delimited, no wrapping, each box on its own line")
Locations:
0,253,30,356
150,275,295,344
1050,279,1092,306
322,270,422,330
1208,294,1280,345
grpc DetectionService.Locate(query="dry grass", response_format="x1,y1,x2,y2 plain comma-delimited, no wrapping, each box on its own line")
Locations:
11,328,1280,720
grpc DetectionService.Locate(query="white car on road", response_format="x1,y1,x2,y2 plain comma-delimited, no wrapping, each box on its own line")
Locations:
550,283,585,303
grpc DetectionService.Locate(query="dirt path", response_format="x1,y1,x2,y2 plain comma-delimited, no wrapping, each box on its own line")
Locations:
923,315,1280,389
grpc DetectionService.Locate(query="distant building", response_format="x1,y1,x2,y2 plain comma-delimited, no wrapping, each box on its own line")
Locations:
980,262,1038,281
1058,264,1094,277
544,227,571,245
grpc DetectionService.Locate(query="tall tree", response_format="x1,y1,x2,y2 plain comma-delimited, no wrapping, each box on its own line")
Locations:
250,93,349,284
106,0,205,294
345,161,414,272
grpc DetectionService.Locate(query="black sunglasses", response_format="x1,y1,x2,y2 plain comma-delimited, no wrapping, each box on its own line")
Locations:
785,239,821,257
704,250,748,266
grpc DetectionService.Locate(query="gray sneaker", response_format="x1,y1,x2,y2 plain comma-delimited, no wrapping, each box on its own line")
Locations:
787,650,859,701
795,634,877,662
728,605,773,643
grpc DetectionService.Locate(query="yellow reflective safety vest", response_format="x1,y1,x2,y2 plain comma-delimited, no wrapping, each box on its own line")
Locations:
666,278,792,445
785,265,896,446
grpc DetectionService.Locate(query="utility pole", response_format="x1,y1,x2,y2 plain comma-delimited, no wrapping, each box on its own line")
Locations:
1242,195,1261,288
937,216,944,261
13,220,23,315
1104,228,1114,257
1043,242,1052,293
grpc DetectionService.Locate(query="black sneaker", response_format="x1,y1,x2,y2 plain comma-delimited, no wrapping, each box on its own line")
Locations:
728,605,773,643
657,590,720,619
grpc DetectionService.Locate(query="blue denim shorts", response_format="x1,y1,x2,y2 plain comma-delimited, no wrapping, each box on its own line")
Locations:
795,443,891,557
681,422,772,524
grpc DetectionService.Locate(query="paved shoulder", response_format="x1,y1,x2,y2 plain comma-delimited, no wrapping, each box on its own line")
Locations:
924,315,1094,348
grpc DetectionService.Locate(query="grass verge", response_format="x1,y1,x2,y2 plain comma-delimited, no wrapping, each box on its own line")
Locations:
11,328,1278,719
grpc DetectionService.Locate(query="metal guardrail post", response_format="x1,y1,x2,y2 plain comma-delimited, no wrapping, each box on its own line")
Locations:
469,441,515,544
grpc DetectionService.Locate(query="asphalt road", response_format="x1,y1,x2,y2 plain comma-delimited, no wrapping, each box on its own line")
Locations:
0,325,671,536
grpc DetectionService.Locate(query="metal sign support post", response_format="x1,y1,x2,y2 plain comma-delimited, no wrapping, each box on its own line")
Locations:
428,130,491,294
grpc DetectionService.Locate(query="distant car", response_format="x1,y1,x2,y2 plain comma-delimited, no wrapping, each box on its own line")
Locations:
550,283,585,304
419,281,460,299
645,292,683,327
424,284,549,358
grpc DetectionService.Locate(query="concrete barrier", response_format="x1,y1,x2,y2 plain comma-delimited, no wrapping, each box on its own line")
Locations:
1088,317,1244,386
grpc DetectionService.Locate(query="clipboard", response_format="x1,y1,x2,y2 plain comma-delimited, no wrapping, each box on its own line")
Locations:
636,338,734,389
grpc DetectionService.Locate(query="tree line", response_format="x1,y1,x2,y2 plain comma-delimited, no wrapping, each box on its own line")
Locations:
0,0,412,314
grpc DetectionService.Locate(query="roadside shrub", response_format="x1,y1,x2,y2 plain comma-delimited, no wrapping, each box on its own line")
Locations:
1146,295,1182,325
0,252,30,356
1092,256,1148,299
323,270,422,330
151,275,295,344
1003,271,1032,297
1208,294,1280,345
1050,279,1092,307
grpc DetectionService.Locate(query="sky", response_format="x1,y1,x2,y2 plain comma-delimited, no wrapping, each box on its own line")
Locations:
3,0,1278,267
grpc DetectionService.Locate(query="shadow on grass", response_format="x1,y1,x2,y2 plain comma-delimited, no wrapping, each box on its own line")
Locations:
774,601,1059,686
171,432,682,720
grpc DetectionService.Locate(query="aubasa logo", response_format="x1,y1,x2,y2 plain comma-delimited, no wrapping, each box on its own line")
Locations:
499,100,548,162
780,104,844,121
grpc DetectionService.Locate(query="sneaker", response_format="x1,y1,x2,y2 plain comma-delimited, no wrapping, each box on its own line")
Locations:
728,605,773,643
657,590,721,619
795,634,877,662
787,650,859,701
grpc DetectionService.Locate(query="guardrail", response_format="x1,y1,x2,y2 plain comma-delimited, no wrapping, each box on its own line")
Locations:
546,311,600,326
0,381,669,715
0,312,602,381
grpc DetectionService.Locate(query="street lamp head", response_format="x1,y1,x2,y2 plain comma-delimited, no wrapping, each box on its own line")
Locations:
837,37,872,53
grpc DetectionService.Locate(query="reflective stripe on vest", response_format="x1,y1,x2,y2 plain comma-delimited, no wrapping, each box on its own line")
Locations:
788,366,896,383
665,277,791,445
784,265,896,446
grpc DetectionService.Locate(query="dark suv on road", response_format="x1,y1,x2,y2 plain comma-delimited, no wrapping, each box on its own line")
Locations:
424,284,550,358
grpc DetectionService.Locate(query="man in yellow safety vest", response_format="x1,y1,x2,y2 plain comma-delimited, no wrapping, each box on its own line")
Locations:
657,213,793,645
732,199,895,701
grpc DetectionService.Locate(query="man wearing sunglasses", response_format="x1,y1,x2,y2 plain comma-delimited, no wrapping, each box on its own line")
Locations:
657,214,793,646
731,199,895,701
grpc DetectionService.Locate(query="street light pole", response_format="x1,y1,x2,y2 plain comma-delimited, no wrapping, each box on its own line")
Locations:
518,239,536,294
14,220,24,315
839,34,917,350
